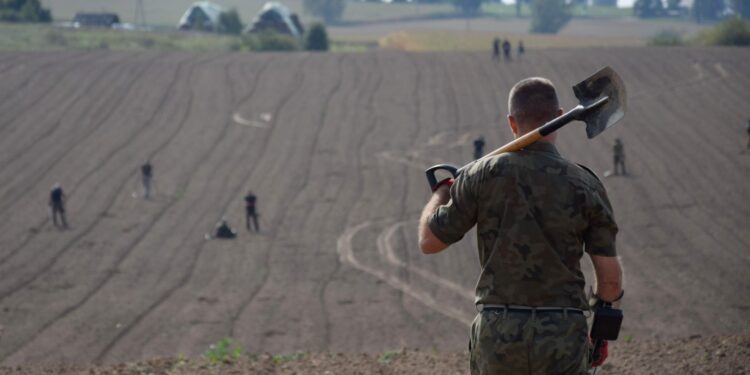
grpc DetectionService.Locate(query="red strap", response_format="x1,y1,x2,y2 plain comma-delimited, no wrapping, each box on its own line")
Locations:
432,178,454,192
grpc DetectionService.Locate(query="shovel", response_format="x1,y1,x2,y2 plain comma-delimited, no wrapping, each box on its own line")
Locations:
425,66,627,190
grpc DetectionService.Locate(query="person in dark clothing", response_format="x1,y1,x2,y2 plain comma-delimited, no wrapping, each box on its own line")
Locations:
746,119,750,149
214,218,236,239
502,39,512,61
244,191,260,232
492,37,501,61
141,161,153,199
49,183,68,229
473,136,486,160
518,40,525,58
613,138,627,175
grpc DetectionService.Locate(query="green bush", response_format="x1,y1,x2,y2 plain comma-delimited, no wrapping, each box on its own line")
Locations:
204,338,242,364
650,29,684,45
0,0,51,22
305,22,329,51
695,16,750,45
530,0,571,34
243,32,300,51
219,9,243,35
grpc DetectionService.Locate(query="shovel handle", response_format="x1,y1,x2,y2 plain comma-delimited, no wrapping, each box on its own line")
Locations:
425,164,459,191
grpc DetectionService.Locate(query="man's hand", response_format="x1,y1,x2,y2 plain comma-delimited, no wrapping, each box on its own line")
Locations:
590,339,609,367
418,180,452,254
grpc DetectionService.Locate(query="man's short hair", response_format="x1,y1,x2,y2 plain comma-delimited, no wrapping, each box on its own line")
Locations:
508,77,560,127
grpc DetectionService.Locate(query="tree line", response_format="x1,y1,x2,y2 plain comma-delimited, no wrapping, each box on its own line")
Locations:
0,0,52,22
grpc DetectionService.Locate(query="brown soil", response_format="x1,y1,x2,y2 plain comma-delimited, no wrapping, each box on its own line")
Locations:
0,49,749,371
1,335,748,374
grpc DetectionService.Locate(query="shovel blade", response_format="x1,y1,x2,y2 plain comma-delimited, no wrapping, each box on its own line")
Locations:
573,66,627,139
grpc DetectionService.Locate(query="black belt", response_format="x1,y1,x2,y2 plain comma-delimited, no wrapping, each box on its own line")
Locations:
478,304,585,315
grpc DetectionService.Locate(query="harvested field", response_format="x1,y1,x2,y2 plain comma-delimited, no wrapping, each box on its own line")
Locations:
0,48,749,370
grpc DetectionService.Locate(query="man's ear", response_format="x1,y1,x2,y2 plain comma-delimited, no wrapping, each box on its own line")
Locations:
507,114,519,137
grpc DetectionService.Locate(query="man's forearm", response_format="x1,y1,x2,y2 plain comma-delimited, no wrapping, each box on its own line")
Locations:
590,255,624,303
418,187,450,253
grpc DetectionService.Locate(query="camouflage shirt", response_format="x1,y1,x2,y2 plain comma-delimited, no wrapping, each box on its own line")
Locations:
428,142,617,310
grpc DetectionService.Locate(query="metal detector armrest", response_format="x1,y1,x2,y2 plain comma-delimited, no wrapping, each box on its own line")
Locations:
425,164,460,191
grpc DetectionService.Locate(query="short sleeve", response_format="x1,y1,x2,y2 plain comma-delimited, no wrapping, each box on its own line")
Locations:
427,170,479,245
584,183,618,256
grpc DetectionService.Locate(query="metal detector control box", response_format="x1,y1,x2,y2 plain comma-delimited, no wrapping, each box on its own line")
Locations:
590,306,624,341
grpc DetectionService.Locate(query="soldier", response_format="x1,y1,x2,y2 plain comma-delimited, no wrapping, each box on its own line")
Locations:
141,160,153,199
418,77,623,374
473,136,485,160
49,183,68,229
502,39,511,61
613,138,626,175
492,37,501,61
244,190,259,232
214,218,236,239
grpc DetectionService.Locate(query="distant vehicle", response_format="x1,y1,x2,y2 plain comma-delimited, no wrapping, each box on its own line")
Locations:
68,13,121,29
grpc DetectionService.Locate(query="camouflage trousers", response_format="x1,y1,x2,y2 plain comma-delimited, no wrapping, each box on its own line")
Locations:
469,309,589,375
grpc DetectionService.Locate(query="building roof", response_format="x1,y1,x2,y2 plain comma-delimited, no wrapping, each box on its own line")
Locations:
248,2,303,37
178,1,226,30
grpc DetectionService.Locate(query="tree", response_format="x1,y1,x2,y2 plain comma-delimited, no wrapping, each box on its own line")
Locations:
633,0,666,18
692,0,724,22
305,22,329,51
219,9,243,35
303,0,346,23
0,0,51,22
530,0,571,33
452,0,484,15
731,0,750,19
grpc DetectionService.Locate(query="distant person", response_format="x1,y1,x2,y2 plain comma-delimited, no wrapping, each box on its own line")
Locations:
746,119,750,149
502,39,511,61
244,190,260,232
214,218,237,239
49,183,68,229
492,37,501,61
518,40,525,58
613,138,627,175
473,136,486,160
141,160,153,199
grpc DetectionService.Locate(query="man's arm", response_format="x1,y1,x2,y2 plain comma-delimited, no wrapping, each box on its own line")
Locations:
418,185,450,254
590,255,623,302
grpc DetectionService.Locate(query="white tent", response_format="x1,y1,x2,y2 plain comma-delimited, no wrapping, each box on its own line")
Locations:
246,2,304,38
178,1,225,31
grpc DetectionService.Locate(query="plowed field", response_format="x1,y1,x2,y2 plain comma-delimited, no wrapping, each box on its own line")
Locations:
0,48,749,366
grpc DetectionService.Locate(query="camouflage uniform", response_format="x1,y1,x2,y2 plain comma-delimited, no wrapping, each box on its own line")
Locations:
428,142,618,375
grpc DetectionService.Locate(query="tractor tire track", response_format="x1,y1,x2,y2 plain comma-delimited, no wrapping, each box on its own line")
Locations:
0,54,214,300
0,52,162,216
319,53,382,350
232,54,345,351
0,53,173,269
97,54,309,362
0,55,240,361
